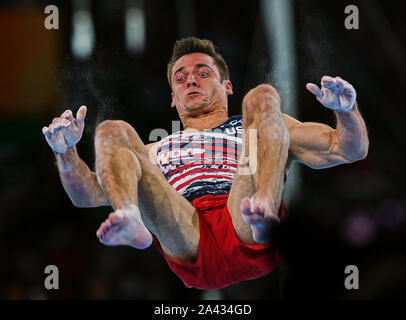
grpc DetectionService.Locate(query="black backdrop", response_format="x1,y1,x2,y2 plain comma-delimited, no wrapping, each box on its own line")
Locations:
0,0,405,299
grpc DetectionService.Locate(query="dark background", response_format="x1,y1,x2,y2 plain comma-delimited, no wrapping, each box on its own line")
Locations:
0,0,405,299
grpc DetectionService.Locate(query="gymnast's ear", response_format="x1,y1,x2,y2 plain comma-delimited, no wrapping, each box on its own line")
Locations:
225,80,233,95
171,92,175,108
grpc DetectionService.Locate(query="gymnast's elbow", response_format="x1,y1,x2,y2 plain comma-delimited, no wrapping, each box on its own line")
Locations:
342,143,369,163
358,144,369,161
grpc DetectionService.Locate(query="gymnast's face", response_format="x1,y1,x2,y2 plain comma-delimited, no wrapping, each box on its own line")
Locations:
170,53,233,117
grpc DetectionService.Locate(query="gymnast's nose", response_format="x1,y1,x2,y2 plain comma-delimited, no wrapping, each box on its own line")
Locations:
187,74,198,87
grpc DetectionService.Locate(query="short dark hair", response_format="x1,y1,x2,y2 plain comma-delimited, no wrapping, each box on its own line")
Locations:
167,37,230,87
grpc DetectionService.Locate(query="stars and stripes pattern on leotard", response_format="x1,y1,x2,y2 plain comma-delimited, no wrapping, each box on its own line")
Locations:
156,115,243,202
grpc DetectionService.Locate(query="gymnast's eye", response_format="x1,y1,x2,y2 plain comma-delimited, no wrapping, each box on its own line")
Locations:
176,77,185,83
199,72,208,77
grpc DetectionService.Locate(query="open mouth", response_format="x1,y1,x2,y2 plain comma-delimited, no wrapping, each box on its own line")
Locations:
187,91,202,97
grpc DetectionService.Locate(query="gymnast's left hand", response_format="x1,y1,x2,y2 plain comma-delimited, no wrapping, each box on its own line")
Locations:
305,76,356,112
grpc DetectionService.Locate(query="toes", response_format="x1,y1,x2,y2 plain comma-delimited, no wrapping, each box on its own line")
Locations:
108,212,123,224
252,204,265,217
96,222,106,236
96,213,125,244
97,229,105,241
104,220,111,229
96,228,102,238
241,197,266,219
96,221,111,239
242,214,261,225
240,197,251,215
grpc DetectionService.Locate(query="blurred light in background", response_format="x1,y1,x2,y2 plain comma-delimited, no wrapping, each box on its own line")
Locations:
201,290,222,300
0,7,61,117
71,0,95,60
125,0,146,56
340,211,377,247
261,0,301,205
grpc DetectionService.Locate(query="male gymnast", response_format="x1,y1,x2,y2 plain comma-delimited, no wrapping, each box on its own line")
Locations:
42,37,369,290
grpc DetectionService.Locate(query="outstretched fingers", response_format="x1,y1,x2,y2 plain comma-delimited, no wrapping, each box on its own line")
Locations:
76,105,87,123
321,76,353,95
61,109,74,122
51,119,71,134
305,83,322,99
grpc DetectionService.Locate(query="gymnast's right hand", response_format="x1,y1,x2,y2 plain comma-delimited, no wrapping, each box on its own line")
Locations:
42,105,87,153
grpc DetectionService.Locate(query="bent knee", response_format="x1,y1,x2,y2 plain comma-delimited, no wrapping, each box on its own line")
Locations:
95,120,142,152
248,84,281,100
253,83,280,98
243,84,281,114
96,120,133,135
95,120,148,159
95,119,140,143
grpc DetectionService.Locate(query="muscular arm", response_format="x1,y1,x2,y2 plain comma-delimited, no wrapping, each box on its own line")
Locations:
43,106,110,208
285,102,369,169
284,76,369,169
55,146,110,207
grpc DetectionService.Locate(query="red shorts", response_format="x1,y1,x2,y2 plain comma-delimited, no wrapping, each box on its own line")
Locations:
152,194,286,290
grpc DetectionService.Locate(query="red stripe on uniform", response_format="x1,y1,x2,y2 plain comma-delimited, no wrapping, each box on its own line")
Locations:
169,167,236,185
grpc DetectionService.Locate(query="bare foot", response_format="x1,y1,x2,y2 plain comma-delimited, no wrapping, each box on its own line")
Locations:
96,205,153,249
240,195,280,243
